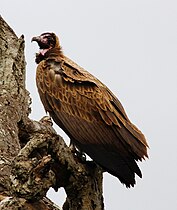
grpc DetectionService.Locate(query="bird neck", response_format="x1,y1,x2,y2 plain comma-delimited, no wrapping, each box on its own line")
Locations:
35,47,63,64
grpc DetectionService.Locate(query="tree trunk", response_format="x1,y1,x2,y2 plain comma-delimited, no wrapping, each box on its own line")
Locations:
0,16,104,210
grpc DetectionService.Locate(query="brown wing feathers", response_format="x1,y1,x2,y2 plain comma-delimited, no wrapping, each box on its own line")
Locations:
34,33,148,187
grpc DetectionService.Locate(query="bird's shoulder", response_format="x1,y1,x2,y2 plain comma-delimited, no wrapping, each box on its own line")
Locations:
61,55,106,86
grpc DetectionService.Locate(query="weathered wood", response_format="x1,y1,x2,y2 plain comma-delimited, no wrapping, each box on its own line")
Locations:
0,14,30,198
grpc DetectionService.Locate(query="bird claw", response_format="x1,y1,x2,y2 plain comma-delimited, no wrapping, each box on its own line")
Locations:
69,143,86,162
75,151,86,162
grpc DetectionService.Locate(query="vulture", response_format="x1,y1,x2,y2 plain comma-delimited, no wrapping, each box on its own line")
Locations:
32,32,148,187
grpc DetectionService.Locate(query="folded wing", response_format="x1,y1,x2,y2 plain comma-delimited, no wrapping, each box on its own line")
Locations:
36,55,148,187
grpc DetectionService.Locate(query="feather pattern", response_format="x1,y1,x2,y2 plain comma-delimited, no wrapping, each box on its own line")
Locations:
33,33,148,187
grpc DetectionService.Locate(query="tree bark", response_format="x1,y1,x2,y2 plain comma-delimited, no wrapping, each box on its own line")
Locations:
0,16,104,210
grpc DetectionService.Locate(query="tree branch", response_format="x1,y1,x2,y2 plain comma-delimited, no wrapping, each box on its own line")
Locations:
0,16,104,210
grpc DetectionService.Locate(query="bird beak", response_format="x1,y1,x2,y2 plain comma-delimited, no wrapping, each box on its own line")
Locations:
31,36,41,42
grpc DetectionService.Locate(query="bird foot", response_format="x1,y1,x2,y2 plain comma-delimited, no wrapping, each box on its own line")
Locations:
69,144,86,162
75,150,86,162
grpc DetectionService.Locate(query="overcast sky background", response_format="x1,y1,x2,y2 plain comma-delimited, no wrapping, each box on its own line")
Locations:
1,1,177,209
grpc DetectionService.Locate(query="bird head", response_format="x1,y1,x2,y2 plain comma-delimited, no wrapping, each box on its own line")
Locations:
32,32,60,55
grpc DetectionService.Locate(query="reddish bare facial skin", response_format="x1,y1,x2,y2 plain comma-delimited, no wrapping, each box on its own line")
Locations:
39,49,50,56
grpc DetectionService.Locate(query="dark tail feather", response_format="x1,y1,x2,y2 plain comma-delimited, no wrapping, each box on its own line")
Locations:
75,142,141,187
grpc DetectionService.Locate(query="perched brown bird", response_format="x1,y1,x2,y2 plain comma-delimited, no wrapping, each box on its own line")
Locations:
32,32,148,187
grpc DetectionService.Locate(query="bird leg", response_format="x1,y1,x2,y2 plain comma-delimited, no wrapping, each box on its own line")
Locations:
69,140,86,162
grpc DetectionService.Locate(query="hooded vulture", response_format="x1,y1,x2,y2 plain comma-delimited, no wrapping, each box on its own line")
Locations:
32,32,148,187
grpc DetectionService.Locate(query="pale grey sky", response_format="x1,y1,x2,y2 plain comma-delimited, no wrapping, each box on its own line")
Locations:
1,1,177,209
